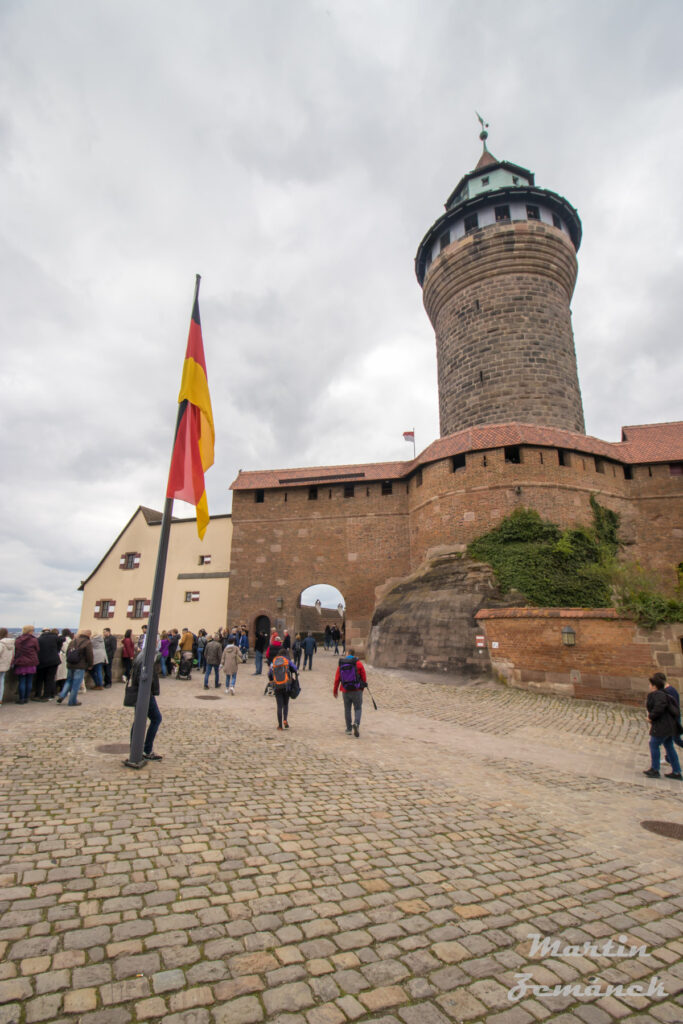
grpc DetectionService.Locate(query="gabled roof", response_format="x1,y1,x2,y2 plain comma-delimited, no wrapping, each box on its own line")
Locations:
230,420,683,492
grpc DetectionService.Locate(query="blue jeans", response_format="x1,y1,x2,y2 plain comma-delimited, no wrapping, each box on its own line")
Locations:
303,652,313,670
650,736,681,774
59,669,84,705
343,690,363,730
159,656,168,677
91,663,104,688
254,650,263,675
129,695,162,755
225,673,237,690
204,664,219,687
17,673,35,702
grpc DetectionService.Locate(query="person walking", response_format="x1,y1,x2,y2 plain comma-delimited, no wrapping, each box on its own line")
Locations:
333,648,367,737
126,652,163,761
0,629,15,707
203,633,223,689
292,633,303,670
660,673,683,753
57,630,93,707
253,631,267,675
121,629,136,682
13,626,40,704
220,639,241,694
302,632,317,671
196,629,208,670
643,673,682,779
265,633,282,665
238,628,249,663
54,629,71,696
103,628,117,687
268,651,299,730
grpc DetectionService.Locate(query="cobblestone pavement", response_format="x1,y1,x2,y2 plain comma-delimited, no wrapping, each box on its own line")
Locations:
1,650,682,1024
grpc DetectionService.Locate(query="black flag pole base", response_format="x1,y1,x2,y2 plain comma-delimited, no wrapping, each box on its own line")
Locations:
123,758,147,770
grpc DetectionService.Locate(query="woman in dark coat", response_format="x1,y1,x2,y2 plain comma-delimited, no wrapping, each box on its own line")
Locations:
127,653,163,761
121,629,135,682
644,674,682,779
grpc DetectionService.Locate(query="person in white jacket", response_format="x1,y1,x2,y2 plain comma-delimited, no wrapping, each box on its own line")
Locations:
0,629,15,706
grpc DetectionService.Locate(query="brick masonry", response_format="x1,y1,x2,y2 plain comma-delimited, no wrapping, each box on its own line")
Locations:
422,221,586,436
475,607,683,705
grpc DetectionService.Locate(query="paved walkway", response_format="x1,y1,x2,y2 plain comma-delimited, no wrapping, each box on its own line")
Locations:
1,649,682,1024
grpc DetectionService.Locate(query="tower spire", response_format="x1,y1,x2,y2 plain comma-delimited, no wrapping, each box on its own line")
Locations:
474,111,496,170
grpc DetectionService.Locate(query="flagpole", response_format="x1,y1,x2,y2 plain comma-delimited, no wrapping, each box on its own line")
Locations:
412,427,416,460
125,275,202,769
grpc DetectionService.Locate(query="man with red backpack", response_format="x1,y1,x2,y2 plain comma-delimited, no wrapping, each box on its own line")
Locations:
268,652,300,730
333,649,367,737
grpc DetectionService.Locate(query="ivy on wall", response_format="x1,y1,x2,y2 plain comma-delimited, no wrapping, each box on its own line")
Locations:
467,497,683,627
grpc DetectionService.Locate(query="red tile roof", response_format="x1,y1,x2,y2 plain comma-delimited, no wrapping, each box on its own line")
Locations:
230,420,683,491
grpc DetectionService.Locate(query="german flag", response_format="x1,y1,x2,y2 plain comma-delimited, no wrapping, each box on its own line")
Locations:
166,278,215,539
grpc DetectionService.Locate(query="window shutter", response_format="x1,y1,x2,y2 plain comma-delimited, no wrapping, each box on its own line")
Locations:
108,600,116,618
127,602,134,618
191,592,200,601
119,555,126,569
204,555,211,565
94,601,102,617
133,553,141,568
142,600,151,616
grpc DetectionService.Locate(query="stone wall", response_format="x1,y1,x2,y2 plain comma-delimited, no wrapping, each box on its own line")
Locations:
475,607,683,706
422,221,585,436
366,547,522,673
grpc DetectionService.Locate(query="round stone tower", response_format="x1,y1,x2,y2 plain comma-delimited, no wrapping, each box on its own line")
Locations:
415,126,586,436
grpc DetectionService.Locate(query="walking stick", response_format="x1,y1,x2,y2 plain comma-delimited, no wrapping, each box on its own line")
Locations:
365,684,378,711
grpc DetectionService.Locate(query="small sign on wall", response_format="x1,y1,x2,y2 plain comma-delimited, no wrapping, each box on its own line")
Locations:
475,634,486,648
491,641,499,649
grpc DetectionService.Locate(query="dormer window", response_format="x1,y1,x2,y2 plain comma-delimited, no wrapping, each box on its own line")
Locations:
480,176,489,186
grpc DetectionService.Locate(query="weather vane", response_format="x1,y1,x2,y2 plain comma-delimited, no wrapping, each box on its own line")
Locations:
475,111,489,143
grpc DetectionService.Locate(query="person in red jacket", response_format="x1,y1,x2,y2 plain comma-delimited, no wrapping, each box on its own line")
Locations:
121,629,136,682
13,625,40,704
333,649,367,737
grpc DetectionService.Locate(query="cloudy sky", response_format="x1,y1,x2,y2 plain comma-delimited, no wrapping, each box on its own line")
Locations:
1,0,681,625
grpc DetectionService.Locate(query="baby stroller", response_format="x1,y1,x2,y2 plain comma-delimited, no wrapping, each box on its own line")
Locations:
177,651,193,680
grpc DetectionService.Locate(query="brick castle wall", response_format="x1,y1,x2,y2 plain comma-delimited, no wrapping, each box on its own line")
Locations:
422,222,585,436
229,445,683,651
476,608,683,706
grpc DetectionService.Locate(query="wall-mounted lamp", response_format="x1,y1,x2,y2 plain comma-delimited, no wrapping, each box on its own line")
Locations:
561,626,576,647
276,596,284,611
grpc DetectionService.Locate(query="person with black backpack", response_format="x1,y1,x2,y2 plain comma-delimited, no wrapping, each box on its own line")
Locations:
333,648,367,737
268,652,300,730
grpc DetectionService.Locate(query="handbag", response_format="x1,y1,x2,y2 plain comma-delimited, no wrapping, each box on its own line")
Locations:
288,674,301,700
123,683,137,708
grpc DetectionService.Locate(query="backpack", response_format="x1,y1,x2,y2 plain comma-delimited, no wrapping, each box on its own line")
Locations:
339,657,362,691
66,643,81,667
271,656,290,687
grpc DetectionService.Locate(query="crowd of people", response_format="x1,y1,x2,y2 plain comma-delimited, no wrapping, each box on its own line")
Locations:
4,622,678,782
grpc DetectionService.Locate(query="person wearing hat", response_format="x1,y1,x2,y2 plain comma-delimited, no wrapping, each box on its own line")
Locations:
265,633,282,665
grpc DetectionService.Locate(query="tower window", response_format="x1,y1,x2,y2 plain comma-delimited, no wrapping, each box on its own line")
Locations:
526,205,540,221
504,446,521,464
425,250,433,270
595,459,605,474
512,175,519,184
439,231,450,252
558,449,569,467
452,453,466,472
415,469,423,487
670,462,683,475
255,489,264,503
343,484,355,498
623,465,633,480
381,481,392,495
308,486,318,500
495,205,510,222
480,176,489,186
552,213,562,229
464,213,479,233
